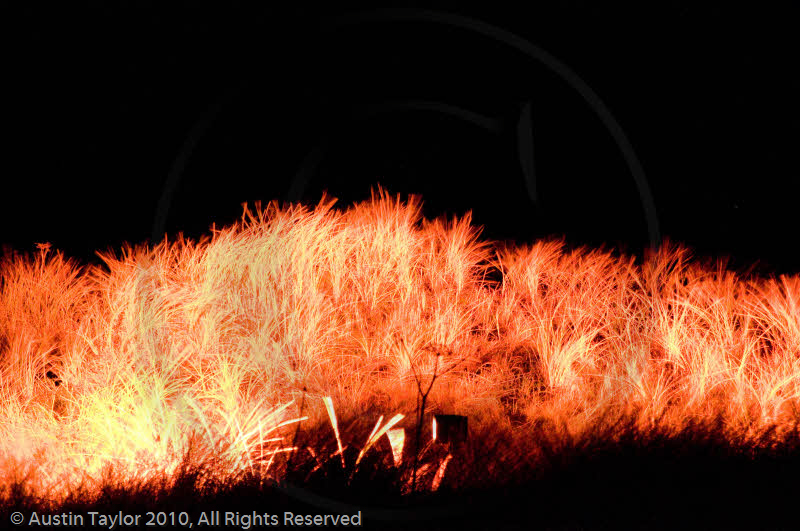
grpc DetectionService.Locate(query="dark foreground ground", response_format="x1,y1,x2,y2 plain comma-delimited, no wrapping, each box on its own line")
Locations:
3,421,800,530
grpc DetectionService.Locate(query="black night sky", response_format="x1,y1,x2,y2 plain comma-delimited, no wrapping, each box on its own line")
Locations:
6,3,800,274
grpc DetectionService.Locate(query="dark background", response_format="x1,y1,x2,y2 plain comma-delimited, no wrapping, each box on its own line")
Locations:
6,3,800,274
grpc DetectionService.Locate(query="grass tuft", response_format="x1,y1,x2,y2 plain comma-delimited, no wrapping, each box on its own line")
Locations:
2,185,800,528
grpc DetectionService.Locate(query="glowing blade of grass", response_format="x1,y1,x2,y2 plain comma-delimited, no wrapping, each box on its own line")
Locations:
356,413,404,468
364,415,383,451
323,396,345,469
386,428,405,466
431,453,453,491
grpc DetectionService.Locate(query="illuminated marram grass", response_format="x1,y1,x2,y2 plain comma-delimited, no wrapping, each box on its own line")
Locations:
1,186,799,525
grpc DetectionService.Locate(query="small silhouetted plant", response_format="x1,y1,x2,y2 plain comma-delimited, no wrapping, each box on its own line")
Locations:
407,342,467,494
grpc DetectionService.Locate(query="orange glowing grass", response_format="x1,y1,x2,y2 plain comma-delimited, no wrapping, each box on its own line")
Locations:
323,396,345,469
354,412,405,470
1,185,800,506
